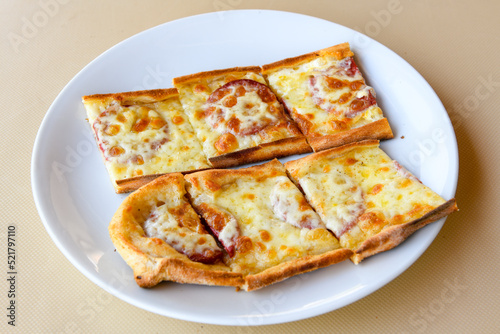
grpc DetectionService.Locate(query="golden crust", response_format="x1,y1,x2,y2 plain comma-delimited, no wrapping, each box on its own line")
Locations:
109,173,243,288
208,137,312,168
351,199,458,264
243,248,352,291
83,88,211,193
134,257,244,288
308,118,394,152
114,167,212,194
261,42,353,74
82,88,178,105
285,139,380,174
172,66,262,85
285,141,458,264
186,159,286,191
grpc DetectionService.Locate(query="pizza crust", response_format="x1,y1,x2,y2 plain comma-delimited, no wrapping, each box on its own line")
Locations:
173,66,262,85
261,42,354,74
285,139,381,174
285,140,458,264
185,159,288,195
243,248,352,291
185,160,353,290
83,88,179,105
114,167,212,194
351,198,458,264
208,136,311,168
308,118,393,152
83,88,212,193
114,174,166,194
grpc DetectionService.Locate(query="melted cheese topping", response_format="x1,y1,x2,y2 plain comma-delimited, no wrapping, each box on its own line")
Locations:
270,176,324,229
206,90,278,135
289,145,446,249
218,215,239,248
175,73,298,158
144,203,220,258
187,170,339,275
300,170,364,236
92,104,170,163
83,96,210,182
266,56,384,136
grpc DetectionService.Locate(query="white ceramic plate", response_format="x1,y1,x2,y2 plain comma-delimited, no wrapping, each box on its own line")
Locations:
32,10,458,325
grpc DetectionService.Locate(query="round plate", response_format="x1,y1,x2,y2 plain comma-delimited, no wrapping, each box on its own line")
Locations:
31,10,458,325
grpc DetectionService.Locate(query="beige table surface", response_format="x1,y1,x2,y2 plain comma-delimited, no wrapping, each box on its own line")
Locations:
2,0,499,333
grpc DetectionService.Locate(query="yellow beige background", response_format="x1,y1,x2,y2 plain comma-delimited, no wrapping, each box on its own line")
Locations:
1,0,498,332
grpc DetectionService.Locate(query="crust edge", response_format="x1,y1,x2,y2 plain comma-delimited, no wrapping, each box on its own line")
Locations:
243,248,353,291
173,66,262,85
308,118,394,152
185,159,286,194
109,173,245,288
208,136,312,168
351,198,458,264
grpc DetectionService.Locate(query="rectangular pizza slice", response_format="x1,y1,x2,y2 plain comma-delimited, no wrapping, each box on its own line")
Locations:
262,42,394,152
173,67,312,168
109,173,244,288
184,159,352,291
82,88,211,193
284,140,457,264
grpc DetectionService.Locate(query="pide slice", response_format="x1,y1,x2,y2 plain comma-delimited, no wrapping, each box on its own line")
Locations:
109,145,457,290
102,44,457,292
109,173,243,288
173,67,311,168
82,89,210,193
262,43,394,152
285,140,457,263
